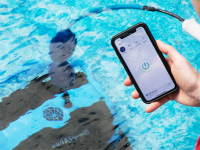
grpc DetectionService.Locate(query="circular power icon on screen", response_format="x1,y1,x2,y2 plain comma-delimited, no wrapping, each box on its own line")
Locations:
139,60,152,72
142,62,149,70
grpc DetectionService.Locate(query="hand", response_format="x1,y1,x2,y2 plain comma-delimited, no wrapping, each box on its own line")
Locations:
192,0,200,17
124,40,200,113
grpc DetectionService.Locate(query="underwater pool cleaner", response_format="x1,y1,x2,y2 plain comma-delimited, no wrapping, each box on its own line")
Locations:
68,5,200,42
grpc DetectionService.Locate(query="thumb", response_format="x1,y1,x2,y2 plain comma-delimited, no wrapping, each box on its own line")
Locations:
157,40,182,62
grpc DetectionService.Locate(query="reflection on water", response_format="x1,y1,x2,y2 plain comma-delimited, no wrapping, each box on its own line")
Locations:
48,61,75,90
0,27,131,149
49,29,77,62
48,29,77,91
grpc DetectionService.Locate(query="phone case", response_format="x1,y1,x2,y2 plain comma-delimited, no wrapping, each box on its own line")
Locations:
111,22,178,104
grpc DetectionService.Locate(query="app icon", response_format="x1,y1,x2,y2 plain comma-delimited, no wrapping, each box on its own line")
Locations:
127,44,132,48
120,47,126,52
127,44,134,50
139,59,152,72
133,40,140,46
141,36,147,43
116,39,123,46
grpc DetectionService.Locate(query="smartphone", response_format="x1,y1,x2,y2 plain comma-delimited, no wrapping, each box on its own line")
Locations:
111,23,178,104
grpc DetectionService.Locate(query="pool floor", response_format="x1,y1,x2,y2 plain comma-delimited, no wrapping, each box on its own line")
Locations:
0,0,200,149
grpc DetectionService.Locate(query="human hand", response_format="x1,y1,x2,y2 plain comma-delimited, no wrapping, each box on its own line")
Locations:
192,0,200,17
124,40,200,113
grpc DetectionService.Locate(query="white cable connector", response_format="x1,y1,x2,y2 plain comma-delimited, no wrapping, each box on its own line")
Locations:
182,19,200,42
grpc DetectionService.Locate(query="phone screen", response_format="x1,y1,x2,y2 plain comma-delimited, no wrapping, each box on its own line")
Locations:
114,27,175,101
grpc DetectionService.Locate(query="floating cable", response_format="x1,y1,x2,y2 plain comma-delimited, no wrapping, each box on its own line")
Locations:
143,6,185,22
66,4,200,41
68,5,184,28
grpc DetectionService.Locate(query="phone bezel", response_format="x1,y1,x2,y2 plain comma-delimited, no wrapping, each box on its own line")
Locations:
111,22,178,104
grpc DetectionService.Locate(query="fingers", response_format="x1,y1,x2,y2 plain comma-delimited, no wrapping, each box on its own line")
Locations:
124,75,170,112
124,77,140,98
132,90,140,99
145,97,170,113
165,57,172,68
157,40,182,62
124,76,132,86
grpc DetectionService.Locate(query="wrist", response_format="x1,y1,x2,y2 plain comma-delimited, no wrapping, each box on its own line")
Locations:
193,73,200,103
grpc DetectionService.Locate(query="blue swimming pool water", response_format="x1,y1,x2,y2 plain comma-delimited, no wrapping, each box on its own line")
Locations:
0,0,200,149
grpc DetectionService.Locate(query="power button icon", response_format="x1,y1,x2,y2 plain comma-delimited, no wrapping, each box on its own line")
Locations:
142,62,149,70
139,60,152,72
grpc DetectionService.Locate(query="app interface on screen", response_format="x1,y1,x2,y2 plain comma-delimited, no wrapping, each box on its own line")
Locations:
115,27,175,101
